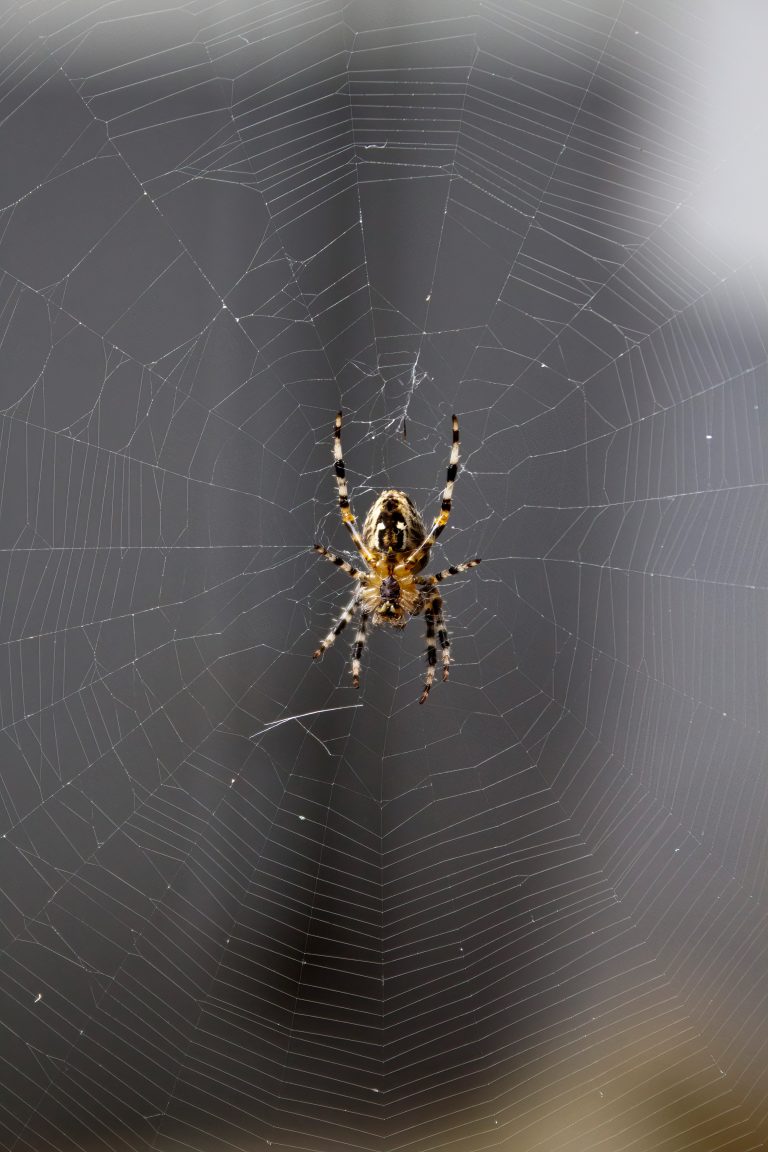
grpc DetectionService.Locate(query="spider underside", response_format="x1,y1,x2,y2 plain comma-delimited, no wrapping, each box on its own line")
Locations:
312,411,481,704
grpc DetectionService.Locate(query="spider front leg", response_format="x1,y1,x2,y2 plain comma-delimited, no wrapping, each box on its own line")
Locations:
313,592,359,661
401,413,461,573
332,411,376,567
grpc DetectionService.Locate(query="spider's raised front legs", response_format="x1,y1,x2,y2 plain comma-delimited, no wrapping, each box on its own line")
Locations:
401,413,461,573
332,411,376,567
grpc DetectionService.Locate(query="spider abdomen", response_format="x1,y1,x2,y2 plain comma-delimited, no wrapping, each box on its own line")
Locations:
362,490,427,567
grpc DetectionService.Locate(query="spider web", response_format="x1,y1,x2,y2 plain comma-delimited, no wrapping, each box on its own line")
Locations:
1,1,767,1150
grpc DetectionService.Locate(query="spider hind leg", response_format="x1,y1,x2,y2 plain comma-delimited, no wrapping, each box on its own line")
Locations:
313,593,359,661
418,591,451,703
418,607,438,704
351,611,370,688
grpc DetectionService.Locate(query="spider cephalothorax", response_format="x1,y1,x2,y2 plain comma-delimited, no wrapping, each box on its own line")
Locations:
311,411,481,703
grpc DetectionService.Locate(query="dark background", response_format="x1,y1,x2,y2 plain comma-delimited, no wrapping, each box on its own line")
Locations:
1,1,767,1150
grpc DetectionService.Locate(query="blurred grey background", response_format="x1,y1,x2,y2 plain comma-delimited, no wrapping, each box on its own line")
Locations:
1,1,767,1150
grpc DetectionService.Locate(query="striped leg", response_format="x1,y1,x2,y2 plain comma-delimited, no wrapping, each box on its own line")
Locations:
313,543,363,580
351,611,370,689
313,593,359,661
419,606,438,704
430,557,481,583
401,414,460,572
332,411,376,566
429,590,451,683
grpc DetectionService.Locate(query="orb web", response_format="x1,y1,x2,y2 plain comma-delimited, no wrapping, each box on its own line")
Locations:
0,2,767,1151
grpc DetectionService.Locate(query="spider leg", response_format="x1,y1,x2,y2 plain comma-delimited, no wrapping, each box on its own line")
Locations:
313,543,364,580
418,605,438,704
428,590,451,683
428,557,481,583
313,592,360,661
351,610,370,689
401,413,460,572
332,411,376,566
414,563,482,698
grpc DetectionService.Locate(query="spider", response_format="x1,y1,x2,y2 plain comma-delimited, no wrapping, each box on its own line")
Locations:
312,410,481,703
